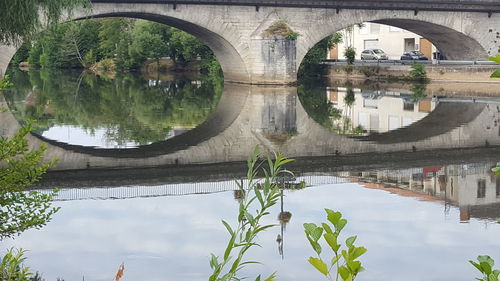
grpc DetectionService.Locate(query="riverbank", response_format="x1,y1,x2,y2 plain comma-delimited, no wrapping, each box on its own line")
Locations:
325,62,500,85
325,77,500,97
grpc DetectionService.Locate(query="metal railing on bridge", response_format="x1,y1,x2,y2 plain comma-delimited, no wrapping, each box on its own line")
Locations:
35,175,348,201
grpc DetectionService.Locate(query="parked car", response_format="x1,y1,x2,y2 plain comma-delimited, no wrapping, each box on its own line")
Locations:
400,51,429,60
361,49,389,60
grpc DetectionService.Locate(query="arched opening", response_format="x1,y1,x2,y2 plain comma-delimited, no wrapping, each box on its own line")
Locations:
3,15,249,153
297,18,489,74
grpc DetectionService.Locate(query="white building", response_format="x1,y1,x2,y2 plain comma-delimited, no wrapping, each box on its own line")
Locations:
328,23,438,60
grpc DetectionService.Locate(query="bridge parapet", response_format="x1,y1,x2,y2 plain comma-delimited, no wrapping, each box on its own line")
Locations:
91,0,500,13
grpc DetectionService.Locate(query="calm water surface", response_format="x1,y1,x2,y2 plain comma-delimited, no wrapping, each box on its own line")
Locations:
4,163,500,281
2,69,500,281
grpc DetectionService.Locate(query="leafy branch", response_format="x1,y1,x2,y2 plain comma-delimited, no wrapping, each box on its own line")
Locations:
209,146,294,281
304,209,367,281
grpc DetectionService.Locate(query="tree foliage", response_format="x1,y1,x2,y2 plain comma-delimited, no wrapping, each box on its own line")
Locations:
16,18,217,72
0,0,89,44
0,123,59,239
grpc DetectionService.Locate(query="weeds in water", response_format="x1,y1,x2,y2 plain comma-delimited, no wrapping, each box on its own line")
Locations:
209,146,294,281
304,209,367,281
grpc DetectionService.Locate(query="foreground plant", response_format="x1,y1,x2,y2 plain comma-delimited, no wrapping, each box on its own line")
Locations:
490,55,500,78
470,255,500,281
0,248,33,281
304,209,367,281
0,123,59,239
209,147,294,281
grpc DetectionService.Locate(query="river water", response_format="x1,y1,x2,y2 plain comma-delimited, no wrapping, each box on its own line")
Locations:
1,69,500,281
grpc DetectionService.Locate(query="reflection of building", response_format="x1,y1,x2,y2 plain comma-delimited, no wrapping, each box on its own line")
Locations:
342,163,500,222
328,23,438,60
327,87,437,133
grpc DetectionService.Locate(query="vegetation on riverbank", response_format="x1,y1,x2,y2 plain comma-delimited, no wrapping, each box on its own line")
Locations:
10,18,221,75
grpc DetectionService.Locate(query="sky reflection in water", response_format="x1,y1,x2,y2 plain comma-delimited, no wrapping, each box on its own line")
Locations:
3,180,500,281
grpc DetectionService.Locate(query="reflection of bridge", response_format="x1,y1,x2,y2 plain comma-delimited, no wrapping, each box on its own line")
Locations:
344,161,500,222
33,159,500,223
36,176,347,201
2,84,500,170
1,0,500,84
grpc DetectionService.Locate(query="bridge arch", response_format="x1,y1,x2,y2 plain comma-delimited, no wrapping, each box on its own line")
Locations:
0,3,252,83
296,12,490,69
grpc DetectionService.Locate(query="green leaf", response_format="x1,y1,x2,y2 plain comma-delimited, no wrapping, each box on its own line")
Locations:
351,246,367,260
304,223,318,234
322,223,334,234
338,265,352,281
308,257,329,275
478,255,495,268
470,260,483,273
311,227,324,242
346,236,357,248
347,260,362,273
264,272,277,281
337,219,347,232
324,233,340,252
480,261,493,275
325,209,342,226
221,220,234,236
223,234,236,261
306,235,322,255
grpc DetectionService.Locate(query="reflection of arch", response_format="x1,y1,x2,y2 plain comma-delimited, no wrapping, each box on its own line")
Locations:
297,16,489,69
353,102,486,144
29,83,249,157
0,6,250,83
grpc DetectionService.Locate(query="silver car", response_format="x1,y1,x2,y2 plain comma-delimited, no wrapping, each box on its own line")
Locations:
361,49,389,60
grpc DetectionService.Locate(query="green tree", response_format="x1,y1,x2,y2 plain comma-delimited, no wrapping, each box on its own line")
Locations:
98,18,131,59
0,123,59,239
0,0,90,44
298,35,339,78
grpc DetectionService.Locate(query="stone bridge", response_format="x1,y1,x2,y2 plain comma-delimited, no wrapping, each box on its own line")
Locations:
1,83,500,171
1,0,500,84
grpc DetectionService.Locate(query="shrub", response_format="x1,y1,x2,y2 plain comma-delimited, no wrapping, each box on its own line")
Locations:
263,19,300,39
409,62,427,80
344,47,356,65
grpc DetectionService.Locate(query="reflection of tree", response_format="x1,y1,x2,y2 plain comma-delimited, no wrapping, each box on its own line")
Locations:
4,69,223,146
410,83,428,102
298,81,364,136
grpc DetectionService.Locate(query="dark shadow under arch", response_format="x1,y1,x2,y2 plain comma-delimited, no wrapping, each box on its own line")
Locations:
371,19,488,60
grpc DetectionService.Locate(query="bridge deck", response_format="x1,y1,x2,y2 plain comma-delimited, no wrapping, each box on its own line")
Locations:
90,0,500,13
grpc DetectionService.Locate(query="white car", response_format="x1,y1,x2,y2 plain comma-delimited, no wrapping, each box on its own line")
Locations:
361,49,389,60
